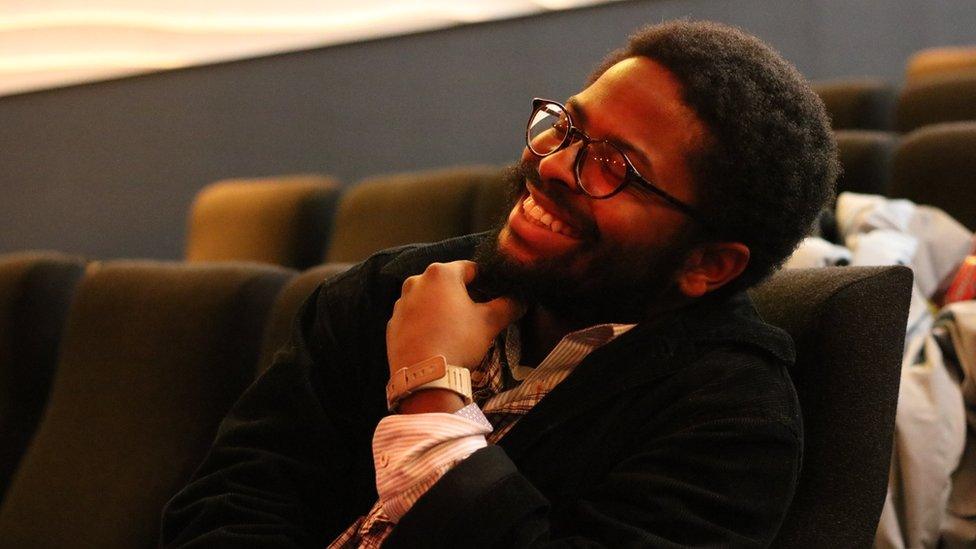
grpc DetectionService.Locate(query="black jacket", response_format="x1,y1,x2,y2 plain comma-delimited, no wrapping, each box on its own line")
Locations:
161,234,802,548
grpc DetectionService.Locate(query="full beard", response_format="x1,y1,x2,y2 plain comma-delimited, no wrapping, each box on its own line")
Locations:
471,162,695,326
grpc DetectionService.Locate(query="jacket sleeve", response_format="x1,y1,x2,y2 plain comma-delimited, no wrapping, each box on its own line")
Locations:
160,262,392,548
383,359,802,549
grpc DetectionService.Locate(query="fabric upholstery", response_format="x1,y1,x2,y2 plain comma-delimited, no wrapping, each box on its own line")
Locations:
0,261,292,549
906,47,976,84
0,252,85,503
257,262,352,374
889,122,976,230
813,79,895,131
750,266,913,548
325,166,505,263
185,174,340,269
834,130,897,198
895,72,976,132
469,169,513,233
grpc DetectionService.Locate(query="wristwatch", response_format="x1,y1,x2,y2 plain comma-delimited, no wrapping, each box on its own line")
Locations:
386,355,473,412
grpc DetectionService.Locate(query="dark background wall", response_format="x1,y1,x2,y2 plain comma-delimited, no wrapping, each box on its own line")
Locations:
3,0,976,260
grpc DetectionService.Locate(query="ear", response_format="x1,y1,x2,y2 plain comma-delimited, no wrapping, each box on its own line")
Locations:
675,242,751,298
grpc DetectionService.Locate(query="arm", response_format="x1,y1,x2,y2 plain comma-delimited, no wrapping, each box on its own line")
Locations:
386,397,801,548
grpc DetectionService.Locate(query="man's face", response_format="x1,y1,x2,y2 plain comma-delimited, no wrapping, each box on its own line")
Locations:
475,56,709,324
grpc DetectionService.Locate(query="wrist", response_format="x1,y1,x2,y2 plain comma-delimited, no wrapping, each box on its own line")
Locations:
396,389,467,414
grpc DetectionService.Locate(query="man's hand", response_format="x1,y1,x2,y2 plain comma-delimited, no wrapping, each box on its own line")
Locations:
387,261,523,374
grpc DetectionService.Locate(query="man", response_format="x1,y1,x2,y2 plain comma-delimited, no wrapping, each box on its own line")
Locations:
162,20,837,548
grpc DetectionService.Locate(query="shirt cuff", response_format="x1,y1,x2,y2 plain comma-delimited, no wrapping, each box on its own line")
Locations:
372,404,492,522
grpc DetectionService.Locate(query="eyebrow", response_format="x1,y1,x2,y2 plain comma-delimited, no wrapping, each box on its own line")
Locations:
565,96,657,180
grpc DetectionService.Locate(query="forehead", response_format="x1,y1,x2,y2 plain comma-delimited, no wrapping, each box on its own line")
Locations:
570,56,707,167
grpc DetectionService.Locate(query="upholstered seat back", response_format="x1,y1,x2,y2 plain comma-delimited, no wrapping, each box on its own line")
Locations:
186,175,340,269
326,166,506,263
896,72,976,132
750,266,913,548
834,130,897,197
813,79,894,131
258,263,353,374
889,122,976,230
0,261,292,549
0,252,85,502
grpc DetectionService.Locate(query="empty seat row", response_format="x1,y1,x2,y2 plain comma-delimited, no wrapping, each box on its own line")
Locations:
0,256,294,547
814,73,976,133
185,122,976,279
185,166,509,271
813,46,976,132
834,122,976,230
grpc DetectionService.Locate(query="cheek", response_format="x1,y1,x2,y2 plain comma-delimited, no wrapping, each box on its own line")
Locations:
591,200,680,250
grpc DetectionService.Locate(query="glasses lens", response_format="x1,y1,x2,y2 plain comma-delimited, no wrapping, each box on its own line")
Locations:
527,103,569,156
578,141,629,197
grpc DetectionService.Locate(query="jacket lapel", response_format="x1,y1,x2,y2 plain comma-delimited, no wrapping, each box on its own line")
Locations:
497,293,795,461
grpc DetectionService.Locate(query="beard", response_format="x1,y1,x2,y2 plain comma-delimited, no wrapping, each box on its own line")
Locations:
471,162,698,326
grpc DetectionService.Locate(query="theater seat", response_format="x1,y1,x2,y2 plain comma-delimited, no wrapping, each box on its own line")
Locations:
470,170,513,233
257,263,352,374
834,130,897,197
326,166,506,263
813,79,895,131
185,175,341,269
906,46,976,84
889,121,976,230
0,261,292,549
0,252,85,502
750,266,913,548
895,72,976,132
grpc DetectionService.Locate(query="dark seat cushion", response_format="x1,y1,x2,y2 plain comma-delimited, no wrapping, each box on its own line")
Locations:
813,79,895,131
0,252,85,502
751,266,913,548
0,261,292,549
326,166,505,263
186,175,340,269
889,121,976,230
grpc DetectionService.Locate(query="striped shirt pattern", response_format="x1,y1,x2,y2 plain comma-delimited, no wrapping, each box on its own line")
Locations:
328,322,634,548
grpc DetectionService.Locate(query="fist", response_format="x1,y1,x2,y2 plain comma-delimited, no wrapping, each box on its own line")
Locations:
386,260,523,373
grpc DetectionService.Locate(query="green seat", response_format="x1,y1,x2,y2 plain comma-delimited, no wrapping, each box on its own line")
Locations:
751,266,913,548
326,166,506,263
186,175,341,269
0,252,85,502
0,261,292,548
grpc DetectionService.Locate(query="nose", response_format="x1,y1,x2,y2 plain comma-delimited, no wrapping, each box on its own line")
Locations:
532,139,583,193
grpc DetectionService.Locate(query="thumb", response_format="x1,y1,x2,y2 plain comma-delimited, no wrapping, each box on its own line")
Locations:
455,260,478,285
480,295,526,330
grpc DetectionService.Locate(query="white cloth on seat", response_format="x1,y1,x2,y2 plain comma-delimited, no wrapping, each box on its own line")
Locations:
782,237,852,269
837,192,973,297
875,302,976,549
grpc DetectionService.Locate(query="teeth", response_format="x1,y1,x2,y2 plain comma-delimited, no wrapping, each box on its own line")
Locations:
521,195,578,237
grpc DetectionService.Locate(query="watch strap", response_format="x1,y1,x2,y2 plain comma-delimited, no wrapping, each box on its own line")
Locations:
386,355,472,411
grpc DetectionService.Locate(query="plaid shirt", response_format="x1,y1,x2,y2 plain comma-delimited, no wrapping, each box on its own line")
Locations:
329,322,634,548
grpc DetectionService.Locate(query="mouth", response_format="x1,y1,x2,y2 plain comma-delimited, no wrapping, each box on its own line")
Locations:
519,193,583,238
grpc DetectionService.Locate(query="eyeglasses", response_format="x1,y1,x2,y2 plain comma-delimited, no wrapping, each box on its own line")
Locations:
525,98,705,224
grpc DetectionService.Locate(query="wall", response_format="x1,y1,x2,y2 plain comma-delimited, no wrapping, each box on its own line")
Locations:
2,0,975,260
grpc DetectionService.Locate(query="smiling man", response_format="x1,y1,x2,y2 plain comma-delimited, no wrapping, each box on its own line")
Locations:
162,21,837,548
